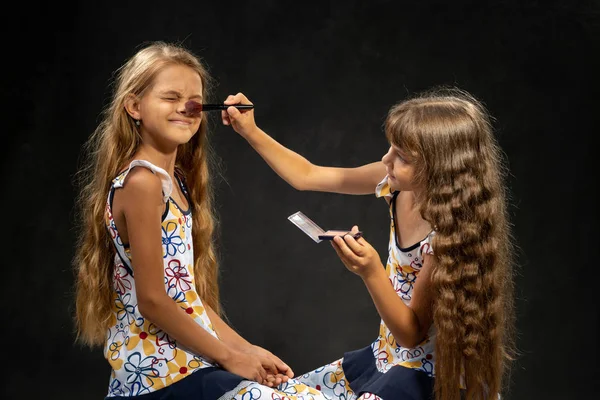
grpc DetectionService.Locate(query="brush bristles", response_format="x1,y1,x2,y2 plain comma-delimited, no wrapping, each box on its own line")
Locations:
185,100,202,116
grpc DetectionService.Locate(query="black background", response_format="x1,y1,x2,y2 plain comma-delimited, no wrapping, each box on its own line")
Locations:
3,1,598,398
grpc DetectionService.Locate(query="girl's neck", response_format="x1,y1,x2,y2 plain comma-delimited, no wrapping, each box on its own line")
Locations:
133,144,177,176
397,191,423,218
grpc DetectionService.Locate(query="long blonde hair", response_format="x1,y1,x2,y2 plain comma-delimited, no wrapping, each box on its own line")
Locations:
385,87,516,399
73,41,221,347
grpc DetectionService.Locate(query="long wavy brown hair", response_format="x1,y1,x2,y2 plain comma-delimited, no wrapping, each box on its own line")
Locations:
73,41,221,347
385,87,516,399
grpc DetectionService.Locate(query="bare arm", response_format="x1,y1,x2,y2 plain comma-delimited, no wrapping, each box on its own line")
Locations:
204,303,252,352
361,254,434,348
117,168,275,384
332,227,434,348
222,93,386,194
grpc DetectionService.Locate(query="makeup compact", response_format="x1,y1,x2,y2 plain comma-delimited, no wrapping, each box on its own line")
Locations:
287,211,363,243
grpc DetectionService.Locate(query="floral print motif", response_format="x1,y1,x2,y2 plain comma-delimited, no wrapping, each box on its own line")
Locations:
162,220,186,257
113,262,133,295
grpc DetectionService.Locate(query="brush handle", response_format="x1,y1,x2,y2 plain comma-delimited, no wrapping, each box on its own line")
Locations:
201,104,254,111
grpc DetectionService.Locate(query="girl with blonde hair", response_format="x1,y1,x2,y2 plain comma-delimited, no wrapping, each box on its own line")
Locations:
73,41,335,399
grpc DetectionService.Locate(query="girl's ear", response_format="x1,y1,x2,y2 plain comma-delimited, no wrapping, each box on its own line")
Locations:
124,93,141,120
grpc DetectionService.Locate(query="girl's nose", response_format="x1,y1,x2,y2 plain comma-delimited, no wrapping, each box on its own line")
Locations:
381,147,392,164
178,102,188,114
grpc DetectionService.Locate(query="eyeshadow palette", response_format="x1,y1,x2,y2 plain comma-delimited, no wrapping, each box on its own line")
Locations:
287,211,362,243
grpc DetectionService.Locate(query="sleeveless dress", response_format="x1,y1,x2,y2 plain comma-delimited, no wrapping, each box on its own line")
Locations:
104,160,222,397
297,176,437,400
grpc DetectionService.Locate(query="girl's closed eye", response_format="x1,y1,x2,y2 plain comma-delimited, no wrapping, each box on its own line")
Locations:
392,147,408,163
159,90,183,101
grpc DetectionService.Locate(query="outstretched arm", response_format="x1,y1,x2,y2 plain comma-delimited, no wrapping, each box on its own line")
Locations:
222,93,386,194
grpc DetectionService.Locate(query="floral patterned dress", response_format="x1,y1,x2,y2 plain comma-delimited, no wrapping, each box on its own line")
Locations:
104,160,218,397
103,162,430,399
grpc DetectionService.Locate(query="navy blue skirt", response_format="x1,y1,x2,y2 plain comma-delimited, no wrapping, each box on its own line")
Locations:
343,345,435,400
105,367,244,400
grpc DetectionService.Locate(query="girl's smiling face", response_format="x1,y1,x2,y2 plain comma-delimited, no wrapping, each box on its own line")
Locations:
127,64,203,150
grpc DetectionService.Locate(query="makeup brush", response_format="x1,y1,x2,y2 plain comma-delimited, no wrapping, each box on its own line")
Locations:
185,100,254,117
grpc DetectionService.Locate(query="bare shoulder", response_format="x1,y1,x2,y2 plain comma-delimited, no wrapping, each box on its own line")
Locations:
120,167,163,206
111,167,164,243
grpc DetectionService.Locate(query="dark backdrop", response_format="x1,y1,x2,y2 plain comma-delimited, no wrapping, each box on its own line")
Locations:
3,1,598,398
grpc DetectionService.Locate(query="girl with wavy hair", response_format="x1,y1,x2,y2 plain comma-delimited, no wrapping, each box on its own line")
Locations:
223,88,516,399
72,41,324,399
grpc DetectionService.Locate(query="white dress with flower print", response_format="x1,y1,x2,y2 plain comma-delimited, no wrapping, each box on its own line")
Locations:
104,160,216,397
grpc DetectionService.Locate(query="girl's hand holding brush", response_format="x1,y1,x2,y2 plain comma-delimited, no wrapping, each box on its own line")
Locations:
220,93,258,138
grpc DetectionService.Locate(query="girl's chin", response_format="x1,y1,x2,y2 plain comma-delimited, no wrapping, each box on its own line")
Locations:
387,177,402,192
